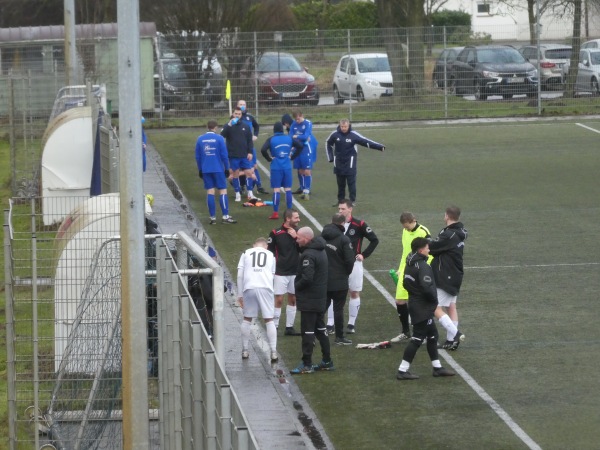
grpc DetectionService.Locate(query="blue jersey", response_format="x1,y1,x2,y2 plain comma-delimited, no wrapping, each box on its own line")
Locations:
195,131,230,173
289,118,314,160
261,133,303,171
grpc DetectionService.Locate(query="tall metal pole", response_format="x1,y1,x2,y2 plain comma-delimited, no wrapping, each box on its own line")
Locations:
117,0,149,448
536,0,541,115
63,0,77,85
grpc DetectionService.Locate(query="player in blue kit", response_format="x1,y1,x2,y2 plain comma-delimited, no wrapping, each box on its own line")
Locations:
289,110,316,200
195,120,237,224
261,122,304,220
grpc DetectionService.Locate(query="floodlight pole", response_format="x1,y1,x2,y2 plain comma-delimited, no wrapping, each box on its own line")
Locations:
117,0,149,448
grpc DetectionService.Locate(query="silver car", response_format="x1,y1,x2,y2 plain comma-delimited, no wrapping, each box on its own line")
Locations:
519,44,571,89
562,49,600,95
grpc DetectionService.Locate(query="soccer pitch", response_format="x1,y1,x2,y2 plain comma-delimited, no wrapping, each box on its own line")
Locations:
149,118,600,449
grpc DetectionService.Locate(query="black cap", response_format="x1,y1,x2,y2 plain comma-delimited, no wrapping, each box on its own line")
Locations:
281,114,293,126
274,122,284,133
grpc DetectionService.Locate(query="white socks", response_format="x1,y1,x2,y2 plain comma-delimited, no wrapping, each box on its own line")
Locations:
266,321,277,352
438,314,458,341
274,308,281,327
348,298,360,326
327,303,334,326
286,305,297,328
241,320,251,351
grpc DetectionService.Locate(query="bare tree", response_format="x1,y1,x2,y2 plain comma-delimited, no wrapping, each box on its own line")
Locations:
564,0,582,98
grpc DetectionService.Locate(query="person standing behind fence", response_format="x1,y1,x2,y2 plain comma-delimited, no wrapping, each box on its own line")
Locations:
237,237,278,362
289,110,315,200
195,120,237,224
321,213,355,345
326,119,385,206
261,122,304,220
237,99,269,195
221,106,256,202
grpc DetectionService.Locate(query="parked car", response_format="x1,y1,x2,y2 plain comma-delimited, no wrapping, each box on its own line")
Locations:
561,48,600,95
519,44,571,89
449,45,538,100
197,51,224,103
154,57,193,110
332,53,393,103
432,47,464,89
582,39,600,49
255,51,319,105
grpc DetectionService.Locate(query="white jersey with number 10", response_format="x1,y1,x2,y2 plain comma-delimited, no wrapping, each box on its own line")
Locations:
237,247,276,292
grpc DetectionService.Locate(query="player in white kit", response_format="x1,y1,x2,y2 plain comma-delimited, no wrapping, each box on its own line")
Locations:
237,237,278,362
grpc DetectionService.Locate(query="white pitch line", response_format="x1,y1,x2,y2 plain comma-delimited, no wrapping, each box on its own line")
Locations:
441,352,542,450
256,159,543,450
576,122,600,134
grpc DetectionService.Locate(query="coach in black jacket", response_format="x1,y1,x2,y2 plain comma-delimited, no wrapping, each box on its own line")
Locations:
321,214,354,343
291,227,331,373
396,237,455,380
325,119,385,204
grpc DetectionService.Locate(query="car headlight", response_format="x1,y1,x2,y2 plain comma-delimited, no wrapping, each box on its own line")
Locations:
258,77,271,86
163,82,177,92
527,69,538,77
364,78,381,87
306,75,315,83
481,70,500,78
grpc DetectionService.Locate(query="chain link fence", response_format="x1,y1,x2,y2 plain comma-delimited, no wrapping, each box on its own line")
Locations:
1,22,599,194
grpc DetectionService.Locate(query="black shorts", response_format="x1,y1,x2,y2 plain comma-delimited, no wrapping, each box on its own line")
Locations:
412,318,439,341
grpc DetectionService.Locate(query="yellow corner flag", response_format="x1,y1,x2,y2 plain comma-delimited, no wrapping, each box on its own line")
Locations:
225,80,231,100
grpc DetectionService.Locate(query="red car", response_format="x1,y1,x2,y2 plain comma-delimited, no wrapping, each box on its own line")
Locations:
256,51,320,105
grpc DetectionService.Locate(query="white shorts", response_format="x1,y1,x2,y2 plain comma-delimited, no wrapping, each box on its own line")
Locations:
243,288,275,319
274,275,295,295
348,260,363,292
437,288,457,307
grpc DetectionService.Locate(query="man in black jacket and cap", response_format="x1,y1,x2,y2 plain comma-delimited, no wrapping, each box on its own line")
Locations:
396,237,455,380
290,227,332,374
321,214,355,345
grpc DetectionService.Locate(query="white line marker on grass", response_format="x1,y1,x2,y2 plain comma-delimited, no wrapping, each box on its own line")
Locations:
576,123,600,134
257,159,543,450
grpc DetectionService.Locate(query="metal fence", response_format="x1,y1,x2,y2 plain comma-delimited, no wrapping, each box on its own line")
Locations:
4,197,258,449
2,23,600,196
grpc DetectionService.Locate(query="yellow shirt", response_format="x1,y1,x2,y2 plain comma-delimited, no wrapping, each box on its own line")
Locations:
395,223,431,300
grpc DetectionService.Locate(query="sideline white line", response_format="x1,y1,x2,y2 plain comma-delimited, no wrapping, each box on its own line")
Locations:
442,352,543,450
576,123,600,134
256,160,543,450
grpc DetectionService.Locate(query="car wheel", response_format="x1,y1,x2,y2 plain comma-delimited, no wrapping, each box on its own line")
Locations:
333,85,343,105
474,80,487,101
356,86,365,102
592,78,600,96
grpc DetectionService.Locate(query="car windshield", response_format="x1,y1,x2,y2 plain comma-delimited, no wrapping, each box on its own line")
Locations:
478,48,526,64
163,61,187,81
545,49,572,59
258,54,302,72
357,57,390,73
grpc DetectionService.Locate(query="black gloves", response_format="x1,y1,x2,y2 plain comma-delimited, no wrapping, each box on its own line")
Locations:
198,170,203,179
224,169,230,177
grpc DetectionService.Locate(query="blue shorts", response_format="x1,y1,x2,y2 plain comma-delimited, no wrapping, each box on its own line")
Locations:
251,148,257,165
270,169,293,189
202,171,227,190
230,157,253,171
293,151,313,170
